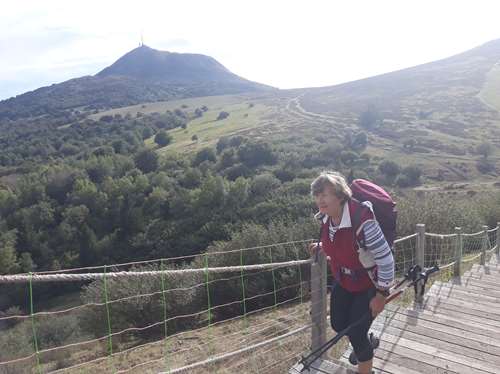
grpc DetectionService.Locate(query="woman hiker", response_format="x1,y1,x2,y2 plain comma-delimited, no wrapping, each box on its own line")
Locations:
308,171,395,374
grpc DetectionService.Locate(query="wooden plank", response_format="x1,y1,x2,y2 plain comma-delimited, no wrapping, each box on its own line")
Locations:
472,264,500,272
424,294,500,326
449,278,500,294
468,268,500,277
384,304,500,338
427,288,500,311
290,358,357,374
341,349,426,374
370,319,500,364
423,295,500,323
374,338,492,374
430,281,500,299
414,300,500,328
456,276,500,290
375,309,500,349
426,289,500,316
456,275,500,291
429,282,500,303
462,272,500,283
377,326,500,373
373,347,456,374
372,329,498,374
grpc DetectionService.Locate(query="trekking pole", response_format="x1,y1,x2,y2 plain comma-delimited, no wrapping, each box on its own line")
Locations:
298,264,439,372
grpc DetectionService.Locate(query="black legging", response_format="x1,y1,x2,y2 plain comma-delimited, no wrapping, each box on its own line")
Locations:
330,283,376,362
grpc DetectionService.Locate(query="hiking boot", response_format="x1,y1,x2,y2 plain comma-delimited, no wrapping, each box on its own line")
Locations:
348,332,380,365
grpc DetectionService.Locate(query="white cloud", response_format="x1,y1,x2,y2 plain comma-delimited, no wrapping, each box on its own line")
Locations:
1,0,500,99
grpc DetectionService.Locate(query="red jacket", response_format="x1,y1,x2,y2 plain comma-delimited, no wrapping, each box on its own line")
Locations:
320,199,375,292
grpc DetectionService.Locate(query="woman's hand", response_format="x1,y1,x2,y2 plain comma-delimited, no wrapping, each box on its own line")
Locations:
308,242,322,256
369,292,386,317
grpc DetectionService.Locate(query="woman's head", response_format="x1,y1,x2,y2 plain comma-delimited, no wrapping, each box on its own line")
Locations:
311,171,352,215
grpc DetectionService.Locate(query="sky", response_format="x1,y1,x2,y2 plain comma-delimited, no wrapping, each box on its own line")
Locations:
1,0,500,100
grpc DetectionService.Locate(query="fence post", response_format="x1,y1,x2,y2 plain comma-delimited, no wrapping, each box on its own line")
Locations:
481,225,489,265
415,224,425,305
310,249,327,354
454,227,462,277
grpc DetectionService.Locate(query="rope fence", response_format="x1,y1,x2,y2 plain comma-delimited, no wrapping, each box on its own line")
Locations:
0,223,498,373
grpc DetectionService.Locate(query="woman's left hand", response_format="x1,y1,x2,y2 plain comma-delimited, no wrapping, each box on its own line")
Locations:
369,293,386,317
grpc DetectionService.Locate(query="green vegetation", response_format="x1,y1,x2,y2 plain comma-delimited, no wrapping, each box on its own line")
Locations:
478,63,500,111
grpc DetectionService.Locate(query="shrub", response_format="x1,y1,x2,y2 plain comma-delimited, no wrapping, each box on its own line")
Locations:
216,111,229,121
401,165,422,185
134,149,159,173
0,306,23,329
79,264,204,340
154,131,172,147
378,160,400,178
192,147,217,167
476,159,495,174
396,191,484,237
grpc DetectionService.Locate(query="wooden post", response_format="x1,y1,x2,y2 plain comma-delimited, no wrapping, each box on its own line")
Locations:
454,227,462,277
310,249,327,354
481,225,488,265
415,224,425,305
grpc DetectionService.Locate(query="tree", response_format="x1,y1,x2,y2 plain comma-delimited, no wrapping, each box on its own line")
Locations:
154,131,173,147
351,132,368,152
134,149,159,173
340,150,358,166
476,142,493,159
191,134,198,142
402,165,422,185
378,160,400,178
359,106,382,130
0,229,19,274
216,111,230,120
237,141,276,168
142,127,153,140
194,108,203,118
192,147,217,166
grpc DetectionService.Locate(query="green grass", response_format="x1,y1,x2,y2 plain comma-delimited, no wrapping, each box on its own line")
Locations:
479,63,500,111
139,100,274,154
88,94,253,120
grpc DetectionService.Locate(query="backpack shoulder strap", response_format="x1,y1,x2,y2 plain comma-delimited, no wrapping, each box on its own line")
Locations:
349,198,364,236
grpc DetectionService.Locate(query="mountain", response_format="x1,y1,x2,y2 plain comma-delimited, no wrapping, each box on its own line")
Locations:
0,45,273,122
297,39,500,121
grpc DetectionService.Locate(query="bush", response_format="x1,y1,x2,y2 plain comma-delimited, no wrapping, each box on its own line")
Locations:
216,111,229,120
196,218,317,319
237,141,276,168
476,159,495,174
378,160,400,178
134,149,159,173
401,165,422,185
192,147,217,167
396,192,484,237
0,306,23,329
79,264,204,340
154,131,172,147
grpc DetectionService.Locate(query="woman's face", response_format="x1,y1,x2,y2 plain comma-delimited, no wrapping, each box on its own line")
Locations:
314,185,343,216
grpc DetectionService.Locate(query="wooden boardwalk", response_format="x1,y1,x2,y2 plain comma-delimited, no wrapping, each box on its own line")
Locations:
292,254,500,374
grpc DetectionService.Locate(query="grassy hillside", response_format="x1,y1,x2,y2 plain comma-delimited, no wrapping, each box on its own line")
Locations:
479,63,500,111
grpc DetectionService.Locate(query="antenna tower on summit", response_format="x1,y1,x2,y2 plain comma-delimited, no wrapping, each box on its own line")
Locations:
140,29,144,46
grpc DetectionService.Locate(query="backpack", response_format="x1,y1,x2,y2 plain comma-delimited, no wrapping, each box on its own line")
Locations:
350,179,397,248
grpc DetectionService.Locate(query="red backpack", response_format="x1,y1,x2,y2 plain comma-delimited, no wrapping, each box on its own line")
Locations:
350,179,397,248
